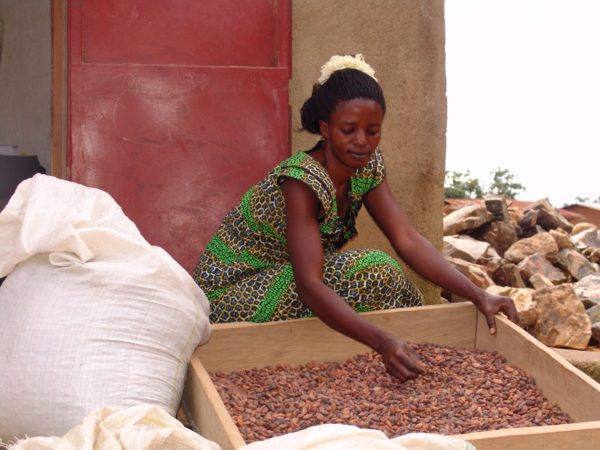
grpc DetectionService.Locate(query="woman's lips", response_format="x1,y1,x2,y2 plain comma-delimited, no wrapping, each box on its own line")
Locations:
348,150,370,160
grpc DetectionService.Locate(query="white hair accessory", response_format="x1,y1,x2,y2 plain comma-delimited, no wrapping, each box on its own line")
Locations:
318,54,377,85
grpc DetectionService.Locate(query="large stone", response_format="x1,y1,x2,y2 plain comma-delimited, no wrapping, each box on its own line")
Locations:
446,257,494,289
443,205,493,236
583,247,600,264
593,323,600,345
588,306,600,345
443,235,491,263
532,284,591,349
538,209,573,233
517,253,568,284
549,228,575,250
507,207,522,225
556,248,598,281
588,304,600,325
571,222,597,235
483,258,526,288
571,228,600,250
574,274,600,308
518,209,539,233
529,273,554,289
504,232,559,264
525,199,573,232
480,221,519,256
443,203,463,215
486,285,537,327
552,348,600,383
484,196,510,222
476,246,503,266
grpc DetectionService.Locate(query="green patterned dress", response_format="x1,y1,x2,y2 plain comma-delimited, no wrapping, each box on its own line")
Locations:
194,143,423,323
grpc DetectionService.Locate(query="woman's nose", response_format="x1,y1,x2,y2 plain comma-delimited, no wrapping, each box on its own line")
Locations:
354,130,367,145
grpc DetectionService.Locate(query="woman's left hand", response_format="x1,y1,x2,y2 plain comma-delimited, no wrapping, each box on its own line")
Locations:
473,292,518,335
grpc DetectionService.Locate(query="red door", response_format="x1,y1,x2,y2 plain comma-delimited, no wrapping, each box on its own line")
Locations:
67,0,291,271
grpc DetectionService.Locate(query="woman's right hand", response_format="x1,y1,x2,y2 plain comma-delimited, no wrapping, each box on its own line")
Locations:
377,334,425,382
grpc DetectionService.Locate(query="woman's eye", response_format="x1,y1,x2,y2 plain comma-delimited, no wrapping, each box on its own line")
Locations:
341,129,354,135
368,129,380,136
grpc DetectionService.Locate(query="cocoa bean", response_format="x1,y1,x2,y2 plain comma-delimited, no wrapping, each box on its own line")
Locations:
211,343,571,442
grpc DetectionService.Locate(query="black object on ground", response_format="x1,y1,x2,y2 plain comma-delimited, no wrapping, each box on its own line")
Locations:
0,154,46,208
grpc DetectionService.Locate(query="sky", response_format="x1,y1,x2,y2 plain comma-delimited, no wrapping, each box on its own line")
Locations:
445,0,600,207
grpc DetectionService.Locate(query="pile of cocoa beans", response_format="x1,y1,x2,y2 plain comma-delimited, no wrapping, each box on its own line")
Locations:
211,343,571,442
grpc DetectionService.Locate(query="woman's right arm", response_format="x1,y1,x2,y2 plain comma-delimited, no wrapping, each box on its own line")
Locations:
281,178,424,381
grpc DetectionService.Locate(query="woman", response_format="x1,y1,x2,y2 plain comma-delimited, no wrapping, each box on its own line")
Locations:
194,54,517,381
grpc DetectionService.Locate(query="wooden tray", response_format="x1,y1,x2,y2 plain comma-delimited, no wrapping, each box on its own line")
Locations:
182,302,600,449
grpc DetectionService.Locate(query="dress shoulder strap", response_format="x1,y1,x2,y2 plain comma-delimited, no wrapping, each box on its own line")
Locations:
276,151,336,218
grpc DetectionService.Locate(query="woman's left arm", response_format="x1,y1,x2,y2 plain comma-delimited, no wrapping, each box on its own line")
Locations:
364,179,517,334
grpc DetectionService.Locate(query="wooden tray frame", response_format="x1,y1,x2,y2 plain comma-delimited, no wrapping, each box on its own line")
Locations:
182,303,600,449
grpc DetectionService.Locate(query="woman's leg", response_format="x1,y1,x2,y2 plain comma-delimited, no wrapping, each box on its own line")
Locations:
321,249,424,312
206,249,423,323
271,249,424,321
206,264,297,324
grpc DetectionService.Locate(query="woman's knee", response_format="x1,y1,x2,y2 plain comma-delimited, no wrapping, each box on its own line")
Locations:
352,250,423,306
341,249,403,280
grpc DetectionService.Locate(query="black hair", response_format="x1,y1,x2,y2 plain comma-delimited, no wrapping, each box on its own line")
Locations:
300,68,386,135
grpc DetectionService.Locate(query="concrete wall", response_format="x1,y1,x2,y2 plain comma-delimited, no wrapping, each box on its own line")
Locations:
291,0,447,304
0,0,51,171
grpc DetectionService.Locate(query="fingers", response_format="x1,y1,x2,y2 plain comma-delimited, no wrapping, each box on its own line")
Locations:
391,359,419,381
485,311,497,335
380,338,425,382
478,294,517,335
404,358,425,375
385,362,406,382
396,357,422,377
402,346,425,374
385,354,421,382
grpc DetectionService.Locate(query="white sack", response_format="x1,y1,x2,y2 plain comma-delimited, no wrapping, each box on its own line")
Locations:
0,175,211,441
242,424,475,450
4,408,474,450
5,405,221,450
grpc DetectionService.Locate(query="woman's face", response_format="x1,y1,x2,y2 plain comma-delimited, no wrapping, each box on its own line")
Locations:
319,98,384,169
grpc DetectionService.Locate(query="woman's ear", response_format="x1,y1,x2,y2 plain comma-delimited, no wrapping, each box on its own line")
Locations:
318,120,329,140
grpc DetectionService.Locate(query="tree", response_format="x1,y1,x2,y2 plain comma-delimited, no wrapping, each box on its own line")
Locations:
575,195,600,203
444,168,525,199
444,170,484,199
487,168,525,199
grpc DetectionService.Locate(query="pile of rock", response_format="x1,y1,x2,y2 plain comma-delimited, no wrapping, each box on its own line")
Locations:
443,198,600,351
